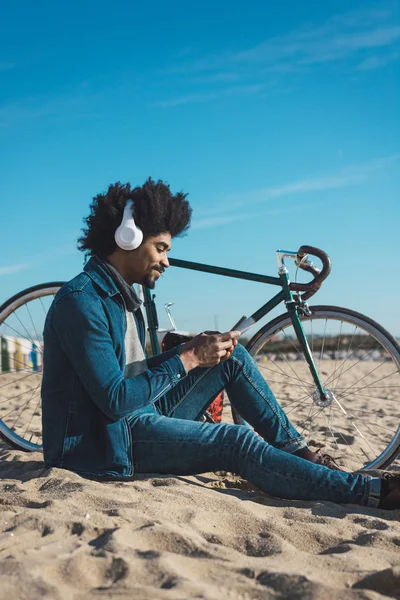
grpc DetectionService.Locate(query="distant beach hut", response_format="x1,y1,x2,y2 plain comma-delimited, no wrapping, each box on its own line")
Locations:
14,338,24,371
1,336,10,372
20,339,32,370
30,342,39,372
5,337,15,371
37,342,43,372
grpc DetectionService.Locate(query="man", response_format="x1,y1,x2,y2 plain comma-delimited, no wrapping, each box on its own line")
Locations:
41,178,400,510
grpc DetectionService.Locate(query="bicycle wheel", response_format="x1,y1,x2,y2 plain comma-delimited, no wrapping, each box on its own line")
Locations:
0,282,64,451
245,306,400,472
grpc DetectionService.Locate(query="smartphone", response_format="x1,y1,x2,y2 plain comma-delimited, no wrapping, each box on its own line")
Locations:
231,315,256,335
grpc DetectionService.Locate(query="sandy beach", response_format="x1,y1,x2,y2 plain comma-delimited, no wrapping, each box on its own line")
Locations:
1,361,400,599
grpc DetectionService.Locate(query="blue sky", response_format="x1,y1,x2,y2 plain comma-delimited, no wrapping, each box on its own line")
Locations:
1,0,399,337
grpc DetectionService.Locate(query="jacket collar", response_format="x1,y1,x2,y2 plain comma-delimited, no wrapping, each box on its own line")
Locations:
83,256,120,297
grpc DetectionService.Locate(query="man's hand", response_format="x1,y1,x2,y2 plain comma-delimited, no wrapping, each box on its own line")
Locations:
179,331,241,372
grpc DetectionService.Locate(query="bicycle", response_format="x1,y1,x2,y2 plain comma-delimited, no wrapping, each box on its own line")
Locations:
0,245,399,474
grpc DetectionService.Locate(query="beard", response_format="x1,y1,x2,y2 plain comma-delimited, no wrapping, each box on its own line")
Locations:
142,267,164,289
142,273,156,289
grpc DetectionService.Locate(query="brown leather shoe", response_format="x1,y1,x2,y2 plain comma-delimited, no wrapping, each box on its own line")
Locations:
314,449,344,471
378,472,400,510
295,447,345,471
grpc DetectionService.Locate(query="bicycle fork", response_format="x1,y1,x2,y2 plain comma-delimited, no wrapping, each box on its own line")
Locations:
279,270,327,401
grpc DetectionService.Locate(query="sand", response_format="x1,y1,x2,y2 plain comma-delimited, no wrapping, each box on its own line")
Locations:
1,360,400,599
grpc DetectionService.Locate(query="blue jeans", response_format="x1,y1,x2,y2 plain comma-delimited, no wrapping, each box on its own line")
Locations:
130,345,371,505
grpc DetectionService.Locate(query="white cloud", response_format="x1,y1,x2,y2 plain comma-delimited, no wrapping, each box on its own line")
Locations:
356,51,400,71
225,154,400,207
151,84,265,107
166,5,400,78
0,244,77,277
0,263,30,276
153,6,400,108
192,203,326,230
193,153,400,224
0,61,14,71
0,90,102,127
232,26,399,67
190,72,241,85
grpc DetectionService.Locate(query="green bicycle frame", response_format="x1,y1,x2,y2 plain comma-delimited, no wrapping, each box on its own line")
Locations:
142,256,326,398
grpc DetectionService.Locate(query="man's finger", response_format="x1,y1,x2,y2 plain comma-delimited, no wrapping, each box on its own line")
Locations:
219,330,241,342
218,339,237,350
220,350,232,362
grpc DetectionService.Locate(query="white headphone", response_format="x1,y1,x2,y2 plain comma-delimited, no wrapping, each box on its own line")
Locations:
114,199,143,251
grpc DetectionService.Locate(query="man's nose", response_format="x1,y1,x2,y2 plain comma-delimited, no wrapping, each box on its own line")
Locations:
161,255,169,269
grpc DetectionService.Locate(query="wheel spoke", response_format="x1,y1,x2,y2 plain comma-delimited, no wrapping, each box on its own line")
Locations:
2,395,38,422
332,406,397,433
322,325,362,387
324,345,386,389
11,393,41,431
247,307,400,471
284,399,312,416
333,391,400,414
0,372,38,390
258,364,314,390
299,406,325,436
22,397,42,439
0,384,41,405
318,319,328,373
25,303,41,345
332,326,359,391
39,296,49,317
330,400,390,446
326,402,368,463
0,322,37,354
330,321,343,389
271,331,313,397
338,368,398,402
324,409,341,455
10,312,37,348
0,285,59,451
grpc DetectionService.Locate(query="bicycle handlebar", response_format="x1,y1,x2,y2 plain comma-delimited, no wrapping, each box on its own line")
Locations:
289,245,332,301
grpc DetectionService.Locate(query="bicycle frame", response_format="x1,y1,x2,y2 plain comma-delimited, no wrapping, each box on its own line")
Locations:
142,254,326,398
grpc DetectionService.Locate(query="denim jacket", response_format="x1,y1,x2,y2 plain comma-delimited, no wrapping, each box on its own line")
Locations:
41,257,187,478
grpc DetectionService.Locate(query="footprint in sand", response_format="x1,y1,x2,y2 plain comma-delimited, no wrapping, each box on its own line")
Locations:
353,568,400,596
352,517,389,531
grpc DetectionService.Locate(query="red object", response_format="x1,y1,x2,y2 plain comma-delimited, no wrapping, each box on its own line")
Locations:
208,392,224,423
161,331,224,423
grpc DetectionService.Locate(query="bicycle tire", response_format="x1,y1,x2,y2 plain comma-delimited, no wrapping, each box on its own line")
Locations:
0,281,226,452
0,282,64,451
244,305,400,472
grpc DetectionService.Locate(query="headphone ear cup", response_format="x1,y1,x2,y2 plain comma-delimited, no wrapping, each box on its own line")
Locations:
115,200,144,251
115,224,143,251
